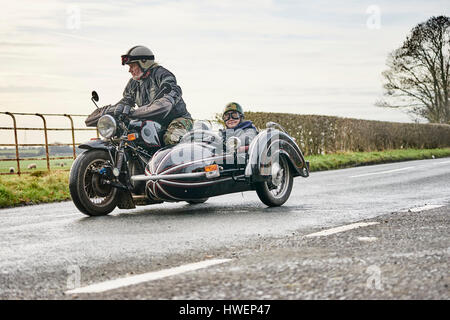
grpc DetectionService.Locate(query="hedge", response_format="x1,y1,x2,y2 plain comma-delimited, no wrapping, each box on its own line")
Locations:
244,112,450,156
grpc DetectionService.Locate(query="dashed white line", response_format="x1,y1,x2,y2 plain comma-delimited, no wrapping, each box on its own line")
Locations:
65,258,232,294
304,222,379,238
350,166,415,178
357,236,378,242
407,204,444,212
53,214,82,218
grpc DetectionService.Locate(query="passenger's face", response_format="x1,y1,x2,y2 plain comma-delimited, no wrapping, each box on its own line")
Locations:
223,111,241,129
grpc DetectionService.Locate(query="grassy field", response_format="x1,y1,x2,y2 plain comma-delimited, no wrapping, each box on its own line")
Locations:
0,148,449,208
0,159,74,173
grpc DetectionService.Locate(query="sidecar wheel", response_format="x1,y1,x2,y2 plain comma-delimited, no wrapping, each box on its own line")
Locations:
69,150,118,216
255,155,293,207
186,198,208,204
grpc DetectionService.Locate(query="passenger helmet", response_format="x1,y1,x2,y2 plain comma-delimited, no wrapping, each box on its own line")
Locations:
223,102,244,117
121,45,155,71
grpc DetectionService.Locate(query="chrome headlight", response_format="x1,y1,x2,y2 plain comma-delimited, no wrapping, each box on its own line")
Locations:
97,115,117,138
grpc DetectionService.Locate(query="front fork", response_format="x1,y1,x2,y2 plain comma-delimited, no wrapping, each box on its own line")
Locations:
95,136,130,191
113,139,126,178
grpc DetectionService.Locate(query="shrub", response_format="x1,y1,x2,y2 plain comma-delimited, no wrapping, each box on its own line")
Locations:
246,112,450,155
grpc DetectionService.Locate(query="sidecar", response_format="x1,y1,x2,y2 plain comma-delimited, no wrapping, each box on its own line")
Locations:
131,122,309,207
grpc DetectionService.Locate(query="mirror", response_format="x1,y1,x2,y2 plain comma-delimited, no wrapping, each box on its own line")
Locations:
91,91,99,102
266,121,287,133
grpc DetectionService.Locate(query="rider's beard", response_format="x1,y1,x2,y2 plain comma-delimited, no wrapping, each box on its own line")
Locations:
132,70,144,80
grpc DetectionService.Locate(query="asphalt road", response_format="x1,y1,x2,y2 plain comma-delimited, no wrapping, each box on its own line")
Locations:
0,157,449,299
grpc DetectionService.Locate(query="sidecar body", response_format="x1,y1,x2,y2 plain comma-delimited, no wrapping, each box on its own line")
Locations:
131,123,309,206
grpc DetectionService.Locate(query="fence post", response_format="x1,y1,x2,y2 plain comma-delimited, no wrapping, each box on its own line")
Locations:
64,114,77,159
5,112,21,175
35,113,50,171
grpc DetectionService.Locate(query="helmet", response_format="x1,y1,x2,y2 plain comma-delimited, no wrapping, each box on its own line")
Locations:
121,45,155,71
223,102,244,117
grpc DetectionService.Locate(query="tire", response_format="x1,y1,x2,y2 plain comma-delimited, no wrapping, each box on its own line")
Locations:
186,198,208,204
255,155,293,207
69,149,118,216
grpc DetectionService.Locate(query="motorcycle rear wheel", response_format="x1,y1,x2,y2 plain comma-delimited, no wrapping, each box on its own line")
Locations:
69,149,118,216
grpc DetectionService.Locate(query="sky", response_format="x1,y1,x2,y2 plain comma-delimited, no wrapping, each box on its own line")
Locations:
0,0,449,144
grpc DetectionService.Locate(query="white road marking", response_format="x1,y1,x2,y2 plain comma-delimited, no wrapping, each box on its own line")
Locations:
438,160,450,164
53,214,81,218
65,259,232,294
357,236,378,242
392,248,449,258
350,166,415,178
407,204,444,212
304,222,379,238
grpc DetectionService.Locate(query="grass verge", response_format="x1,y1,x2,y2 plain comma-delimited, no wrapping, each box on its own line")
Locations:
0,148,449,208
305,148,450,171
0,170,70,208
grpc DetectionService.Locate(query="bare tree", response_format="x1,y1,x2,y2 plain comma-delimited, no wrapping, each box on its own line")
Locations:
378,16,450,124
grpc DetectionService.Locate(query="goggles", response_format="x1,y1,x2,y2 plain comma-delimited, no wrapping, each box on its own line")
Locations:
121,55,130,65
223,111,241,121
121,54,155,66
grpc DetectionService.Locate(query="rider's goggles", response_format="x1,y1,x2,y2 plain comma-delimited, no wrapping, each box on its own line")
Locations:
121,54,155,65
121,55,130,65
223,111,241,122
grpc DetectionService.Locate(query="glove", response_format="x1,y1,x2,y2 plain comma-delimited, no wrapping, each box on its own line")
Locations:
113,103,126,116
103,105,114,115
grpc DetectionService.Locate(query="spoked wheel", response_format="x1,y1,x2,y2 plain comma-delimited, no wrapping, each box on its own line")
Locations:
186,198,208,204
69,150,118,216
255,155,293,207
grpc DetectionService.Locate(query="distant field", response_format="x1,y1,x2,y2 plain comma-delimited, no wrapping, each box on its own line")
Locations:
0,159,74,173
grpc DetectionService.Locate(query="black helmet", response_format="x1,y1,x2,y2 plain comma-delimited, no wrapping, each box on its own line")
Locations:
121,45,155,70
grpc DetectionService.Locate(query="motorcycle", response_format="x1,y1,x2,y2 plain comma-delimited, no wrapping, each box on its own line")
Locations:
69,87,171,216
70,90,310,217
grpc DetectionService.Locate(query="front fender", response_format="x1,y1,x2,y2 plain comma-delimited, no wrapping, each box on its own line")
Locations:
78,139,113,151
245,129,309,181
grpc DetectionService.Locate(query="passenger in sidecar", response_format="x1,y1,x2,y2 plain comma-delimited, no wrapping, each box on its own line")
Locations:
219,102,258,151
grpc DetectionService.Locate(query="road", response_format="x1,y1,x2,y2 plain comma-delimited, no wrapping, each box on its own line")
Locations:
0,157,449,299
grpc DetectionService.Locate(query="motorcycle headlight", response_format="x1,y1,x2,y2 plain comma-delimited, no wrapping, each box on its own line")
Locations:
97,115,117,138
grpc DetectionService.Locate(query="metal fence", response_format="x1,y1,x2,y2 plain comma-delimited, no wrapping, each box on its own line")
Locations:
0,112,98,175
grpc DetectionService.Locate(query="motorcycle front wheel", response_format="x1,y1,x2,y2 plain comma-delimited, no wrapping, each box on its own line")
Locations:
69,149,118,216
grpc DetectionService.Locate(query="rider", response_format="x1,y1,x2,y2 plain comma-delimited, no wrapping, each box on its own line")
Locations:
113,45,193,146
220,102,258,148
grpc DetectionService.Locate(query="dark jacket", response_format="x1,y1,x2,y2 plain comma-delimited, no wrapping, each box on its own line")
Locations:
220,120,258,146
117,64,192,127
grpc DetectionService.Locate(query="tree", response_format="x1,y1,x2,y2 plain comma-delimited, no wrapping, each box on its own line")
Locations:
378,16,450,124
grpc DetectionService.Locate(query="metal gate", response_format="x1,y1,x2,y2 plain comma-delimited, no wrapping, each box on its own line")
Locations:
0,112,98,175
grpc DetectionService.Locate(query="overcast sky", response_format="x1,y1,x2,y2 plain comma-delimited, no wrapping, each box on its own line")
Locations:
1,0,449,134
